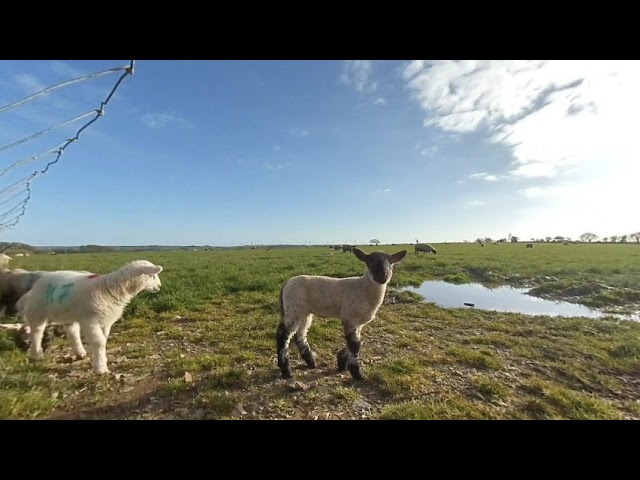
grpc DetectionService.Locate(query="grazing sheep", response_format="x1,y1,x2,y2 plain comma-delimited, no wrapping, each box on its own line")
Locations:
414,243,437,254
17,260,163,375
526,243,534,248
341,245,355,253
0,268,45,317
276,247,407,381
333,245,342,250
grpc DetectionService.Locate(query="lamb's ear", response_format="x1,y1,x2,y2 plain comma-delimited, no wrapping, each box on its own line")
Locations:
390,250,408,264
139,265,162,275
353,248,368,263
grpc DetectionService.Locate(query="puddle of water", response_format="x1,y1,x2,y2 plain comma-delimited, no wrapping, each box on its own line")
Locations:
401,280,639,321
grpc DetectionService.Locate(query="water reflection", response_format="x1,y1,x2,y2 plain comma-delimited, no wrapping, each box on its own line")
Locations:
401,280,638,320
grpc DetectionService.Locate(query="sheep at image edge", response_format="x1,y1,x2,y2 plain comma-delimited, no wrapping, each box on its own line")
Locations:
16,260,163,375
277,247,407,381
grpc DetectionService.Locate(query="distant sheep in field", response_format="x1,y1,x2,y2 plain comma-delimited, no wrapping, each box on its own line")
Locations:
333,245,342,250
414,243,436,254
17,260,163,375
0,267,45,317
341,245,355,253
14,253,24,257
526,243,534,248
276,247,407,381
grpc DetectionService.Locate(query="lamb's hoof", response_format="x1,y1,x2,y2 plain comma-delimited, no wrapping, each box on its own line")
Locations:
337,350,349,372
348,365,365,381
281,371,293,379
92,367,110,375
30,352,44,362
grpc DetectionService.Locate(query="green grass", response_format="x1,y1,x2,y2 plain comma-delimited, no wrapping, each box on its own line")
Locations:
1,243,640,419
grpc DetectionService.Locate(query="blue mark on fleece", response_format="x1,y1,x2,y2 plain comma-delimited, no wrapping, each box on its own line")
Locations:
46,283,75,304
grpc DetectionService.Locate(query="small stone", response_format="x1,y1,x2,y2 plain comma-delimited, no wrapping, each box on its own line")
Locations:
286,380,308,392
184,371,193,383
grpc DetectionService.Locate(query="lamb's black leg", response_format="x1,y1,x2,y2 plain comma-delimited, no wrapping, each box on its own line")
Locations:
338,327,364,381
337,347,349,372
276,322,294,378
294,331,316,368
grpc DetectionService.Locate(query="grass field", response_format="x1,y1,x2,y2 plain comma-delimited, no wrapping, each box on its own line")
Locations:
2,242,640,420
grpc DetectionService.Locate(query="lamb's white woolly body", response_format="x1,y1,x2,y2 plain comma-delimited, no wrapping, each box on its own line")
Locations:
19,260,163,374
277,248,407,380
282,275,387,326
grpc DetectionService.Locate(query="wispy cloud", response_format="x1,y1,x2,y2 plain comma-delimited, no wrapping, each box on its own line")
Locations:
140,113,192,129
341,60,377,93
376,187,392,193
467,172,499,181
467,200,486,207
374,97,386,106
420,146,438,157
265,163,284,170
13,73,46,93
50,60,84,78
289,128,309,137
403,60,639,233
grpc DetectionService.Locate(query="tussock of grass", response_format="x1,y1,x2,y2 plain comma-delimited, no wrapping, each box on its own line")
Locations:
377,396,501,420
471,375,510,401
194,391,237,417
448,346,503,370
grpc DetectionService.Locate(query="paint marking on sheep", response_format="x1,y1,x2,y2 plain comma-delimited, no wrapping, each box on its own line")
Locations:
45,282,76,304
20,260,163,375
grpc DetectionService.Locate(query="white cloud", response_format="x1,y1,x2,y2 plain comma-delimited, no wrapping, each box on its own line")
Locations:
341,60,377,93
467,172,499,181
420,146,438,157
467,200,485,206
13,73,45,93
384,188,391,193
374,97,386,106
289,128,309,137
403,60,639,233
50,61,83,78
140,113,192,129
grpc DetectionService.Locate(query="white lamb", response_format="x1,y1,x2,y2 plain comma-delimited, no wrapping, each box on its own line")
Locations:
17,260,163,374
0,253,11,268
276,247,407,381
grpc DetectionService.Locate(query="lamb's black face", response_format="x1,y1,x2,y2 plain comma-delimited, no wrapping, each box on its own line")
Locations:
366,252,394,284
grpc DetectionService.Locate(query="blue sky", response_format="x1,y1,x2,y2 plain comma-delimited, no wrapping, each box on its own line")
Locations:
0,60,636,246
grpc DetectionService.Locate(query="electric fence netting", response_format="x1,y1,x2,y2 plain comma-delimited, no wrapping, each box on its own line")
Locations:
0,60,136,233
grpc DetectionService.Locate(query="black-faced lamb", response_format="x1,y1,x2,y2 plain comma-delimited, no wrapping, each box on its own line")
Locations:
276,247,407,381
